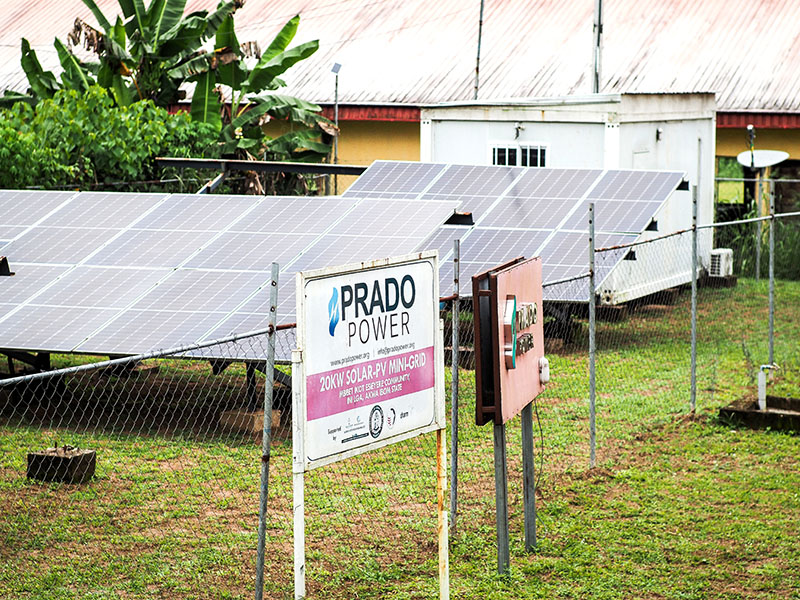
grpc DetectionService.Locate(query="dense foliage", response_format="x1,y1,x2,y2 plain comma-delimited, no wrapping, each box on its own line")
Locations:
3,0,332,193
0,86,219,191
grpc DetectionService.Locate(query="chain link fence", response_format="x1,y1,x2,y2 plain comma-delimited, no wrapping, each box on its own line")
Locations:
2,198,799,598
0,329,296,599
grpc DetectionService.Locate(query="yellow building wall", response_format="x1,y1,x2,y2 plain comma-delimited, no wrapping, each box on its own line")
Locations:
717,128,800,159
263,119,420,194
332,120,420,192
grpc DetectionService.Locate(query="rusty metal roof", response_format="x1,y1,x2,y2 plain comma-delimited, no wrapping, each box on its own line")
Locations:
2,0,799,113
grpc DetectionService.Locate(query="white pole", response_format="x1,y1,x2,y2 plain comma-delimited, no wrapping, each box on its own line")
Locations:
292,348,306,600
437,427,450,600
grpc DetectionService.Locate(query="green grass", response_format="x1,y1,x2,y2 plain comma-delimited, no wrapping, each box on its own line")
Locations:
0,278,798,598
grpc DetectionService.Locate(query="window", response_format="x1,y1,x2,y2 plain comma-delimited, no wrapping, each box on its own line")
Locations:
492,144,547,167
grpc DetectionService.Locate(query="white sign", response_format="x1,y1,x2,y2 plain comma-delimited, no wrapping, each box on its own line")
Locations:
295,252,443,471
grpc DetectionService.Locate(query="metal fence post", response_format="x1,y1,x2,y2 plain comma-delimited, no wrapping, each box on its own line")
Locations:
255,263,280,600
449,240,460,532
756,174,762,281
521,403,537,552
769,190,775,365
691,186,698,413
589,203,596,468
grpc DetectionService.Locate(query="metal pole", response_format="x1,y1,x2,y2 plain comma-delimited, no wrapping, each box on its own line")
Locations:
492,421,510,574
756,171,762,281
437,428,450,600
592,0,603,93
691,186,698,413
769,189,775,365
292,346,306,600
474,0,485,100
255,263,280,600
333,72,339,195
521,403,537,552
588,203,596,468
449,240,460,532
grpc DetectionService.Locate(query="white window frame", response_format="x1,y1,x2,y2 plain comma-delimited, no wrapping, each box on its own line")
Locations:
489,142,548,168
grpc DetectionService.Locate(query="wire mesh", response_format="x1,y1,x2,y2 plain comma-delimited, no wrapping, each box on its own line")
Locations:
2,209,798,598
0,330,294,600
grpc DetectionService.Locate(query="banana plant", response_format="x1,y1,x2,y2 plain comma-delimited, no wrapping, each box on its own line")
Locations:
188,13,330,158
11,0,331,187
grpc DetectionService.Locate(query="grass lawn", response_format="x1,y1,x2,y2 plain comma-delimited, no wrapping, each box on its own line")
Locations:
0,278,798,599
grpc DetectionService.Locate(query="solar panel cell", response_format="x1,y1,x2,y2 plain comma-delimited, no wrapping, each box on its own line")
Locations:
76,309,229,355
38,192,165,229
0,305,119,352
233,197,357,234
186,232,317,270
343,161,447,197
88,229,217,268
134,194,258,231
0,264,68,304
2,227,122,264
459,229,550,264
130,270,269,313
0,190,76,226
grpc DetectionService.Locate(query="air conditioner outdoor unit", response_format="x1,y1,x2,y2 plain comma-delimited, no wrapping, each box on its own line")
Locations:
709,248,734,278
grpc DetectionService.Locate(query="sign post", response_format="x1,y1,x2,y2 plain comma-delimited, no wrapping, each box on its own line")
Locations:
472,256,547,573
293,251,447,599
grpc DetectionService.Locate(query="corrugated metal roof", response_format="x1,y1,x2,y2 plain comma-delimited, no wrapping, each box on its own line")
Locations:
2,0,800,113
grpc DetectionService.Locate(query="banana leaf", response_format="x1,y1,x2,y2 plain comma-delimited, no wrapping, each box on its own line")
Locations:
20,39,59,99
243,39,318,94
190,70,222,130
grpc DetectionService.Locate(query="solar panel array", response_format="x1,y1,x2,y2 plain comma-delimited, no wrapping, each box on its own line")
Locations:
0,190,457,360
345,161,685,302
1,162,682,361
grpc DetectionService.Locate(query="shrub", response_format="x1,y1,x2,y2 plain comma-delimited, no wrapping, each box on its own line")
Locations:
0,86,219,191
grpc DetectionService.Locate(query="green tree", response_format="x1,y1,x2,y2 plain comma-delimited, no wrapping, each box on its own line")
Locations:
7,0,332,192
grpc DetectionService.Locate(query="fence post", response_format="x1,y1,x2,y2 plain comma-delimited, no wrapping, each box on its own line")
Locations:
450,240,460,532
521,403,537,552
756,174,762,281
769,190,775,366
691,186,698,413
588,203,596,469
255,263,280,600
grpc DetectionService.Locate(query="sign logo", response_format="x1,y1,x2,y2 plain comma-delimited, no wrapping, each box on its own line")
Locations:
369,405,384,438
328,288,340,336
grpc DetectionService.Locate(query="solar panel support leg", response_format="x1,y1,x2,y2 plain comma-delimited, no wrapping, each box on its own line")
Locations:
3,351,50,372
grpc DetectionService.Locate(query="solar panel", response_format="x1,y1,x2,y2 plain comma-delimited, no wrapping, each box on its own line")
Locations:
0,264,69,304
75,309,229,355
1,227,122,264
0,305,120,352
38,192,165,228
342,161,447,199
0,190,76,226
31,267,167,309
129,270,269,313
186,232,319,270
233,197,358,234
87,229,217,268
0,226,27,242
134,194,258,231
563,170,685,232
419,164,522,217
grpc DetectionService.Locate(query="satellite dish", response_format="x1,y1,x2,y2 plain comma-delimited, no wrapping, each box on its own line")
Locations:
737,149,789,169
